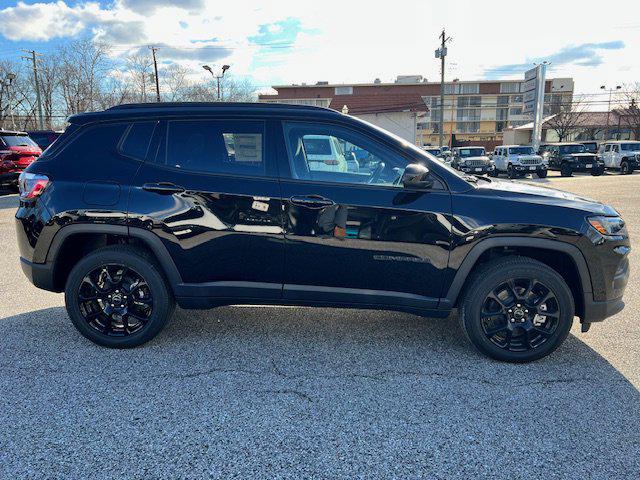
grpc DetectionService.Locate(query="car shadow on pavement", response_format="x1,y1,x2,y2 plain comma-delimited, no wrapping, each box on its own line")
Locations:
1,305,639,477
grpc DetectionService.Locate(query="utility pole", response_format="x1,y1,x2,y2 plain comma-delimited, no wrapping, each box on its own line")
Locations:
435,29,451,148
22,50,44,129
150,46,161,102
601,85,621,140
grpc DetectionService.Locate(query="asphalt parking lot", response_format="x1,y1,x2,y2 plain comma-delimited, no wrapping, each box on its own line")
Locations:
1,172,639,479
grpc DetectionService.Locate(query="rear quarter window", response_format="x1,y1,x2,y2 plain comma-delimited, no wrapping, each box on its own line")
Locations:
53,123,129,163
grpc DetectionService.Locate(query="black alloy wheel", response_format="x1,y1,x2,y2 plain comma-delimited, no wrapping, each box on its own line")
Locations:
479,278,559,352
460,256,574,362
65,245,174,348
77,264,153,336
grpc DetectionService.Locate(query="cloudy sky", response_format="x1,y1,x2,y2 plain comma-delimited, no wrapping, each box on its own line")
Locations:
0,0,638,98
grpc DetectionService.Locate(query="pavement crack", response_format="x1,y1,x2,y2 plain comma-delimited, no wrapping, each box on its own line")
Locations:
262,388,313,402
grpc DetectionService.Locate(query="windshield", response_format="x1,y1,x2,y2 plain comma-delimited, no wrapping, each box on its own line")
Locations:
303,138,332,155
508,146,534,155
458,148,485,157
559,144,586,155
1,135,38,148
621,143,640,151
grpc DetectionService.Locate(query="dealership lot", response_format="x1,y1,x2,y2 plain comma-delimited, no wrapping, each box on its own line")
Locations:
1,173,639,478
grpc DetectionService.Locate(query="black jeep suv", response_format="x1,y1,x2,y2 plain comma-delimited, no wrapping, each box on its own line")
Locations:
16,103,630,362
539,142,605,177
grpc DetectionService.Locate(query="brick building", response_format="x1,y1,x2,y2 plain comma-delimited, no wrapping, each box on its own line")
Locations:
259,76,574,149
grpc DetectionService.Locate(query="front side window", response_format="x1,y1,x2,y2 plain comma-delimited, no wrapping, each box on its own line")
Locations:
283,122,410,186
163,120,265,176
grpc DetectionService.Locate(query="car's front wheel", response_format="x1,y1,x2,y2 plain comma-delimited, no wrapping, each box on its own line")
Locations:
459,256,574,362
65,246,175,348
560,163,573,177
507,165,517,179
537,170,548,178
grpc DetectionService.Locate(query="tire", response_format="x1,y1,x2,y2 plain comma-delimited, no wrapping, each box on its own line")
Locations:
507,164,517,179
488,169,499,178
459,256,574,363
537,170,548,178
560,163,573,177
591,167,603,176
621,161,630,175
64,245,175,348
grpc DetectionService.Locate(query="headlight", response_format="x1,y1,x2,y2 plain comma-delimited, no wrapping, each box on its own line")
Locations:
588,216,626,237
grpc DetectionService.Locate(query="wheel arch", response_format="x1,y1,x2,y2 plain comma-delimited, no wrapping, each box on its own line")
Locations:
45,224,182,292
442,237,592,319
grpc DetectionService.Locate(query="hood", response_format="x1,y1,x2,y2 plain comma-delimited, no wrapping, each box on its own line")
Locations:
515,154,542,161
459,155,490,162
475,178,617,216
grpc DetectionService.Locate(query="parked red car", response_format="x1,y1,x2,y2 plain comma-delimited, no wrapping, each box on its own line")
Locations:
0,131,42,189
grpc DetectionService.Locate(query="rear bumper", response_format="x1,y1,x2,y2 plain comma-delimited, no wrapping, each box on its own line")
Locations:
19,257,57,292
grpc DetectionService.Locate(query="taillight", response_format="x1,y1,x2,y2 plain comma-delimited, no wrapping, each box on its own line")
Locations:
18,172,49,200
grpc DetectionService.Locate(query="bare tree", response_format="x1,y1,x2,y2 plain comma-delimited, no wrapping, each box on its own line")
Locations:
125,54,154,102
220,76,257,102
58,38,110,115
162,63,190,101
37,55,61,129
546,97,589,142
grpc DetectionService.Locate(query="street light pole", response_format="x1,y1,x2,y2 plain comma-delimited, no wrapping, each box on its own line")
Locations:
203,64,231,101
601,85,621,140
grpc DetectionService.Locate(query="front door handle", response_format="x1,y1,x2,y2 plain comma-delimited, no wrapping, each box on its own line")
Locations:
289,195,335,208
142,182,185,194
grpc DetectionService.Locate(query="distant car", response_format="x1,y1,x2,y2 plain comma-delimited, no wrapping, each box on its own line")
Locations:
581,141,599,155
301,135,348,173
539,142,604,177
450,147,495,175
492,145,547,178
422,146,444,158
599,141,640,174
0,131,42,189
26,130,63,150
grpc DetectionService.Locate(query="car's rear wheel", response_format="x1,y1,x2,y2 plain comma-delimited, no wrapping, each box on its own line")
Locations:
560,163,573,177
459,256,574,362
65,246,175,348
621,161,630,175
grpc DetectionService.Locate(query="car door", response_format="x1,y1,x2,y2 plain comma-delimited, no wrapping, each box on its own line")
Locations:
611,144,621,167
129,118,284,300
276,120,452,309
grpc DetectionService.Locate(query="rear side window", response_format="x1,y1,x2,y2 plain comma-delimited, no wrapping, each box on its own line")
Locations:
56,123,129,162
119,122,156,161
0,135,38,148
162,119,265,176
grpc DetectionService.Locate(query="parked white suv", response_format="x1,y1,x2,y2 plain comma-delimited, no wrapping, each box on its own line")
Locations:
492,145,547,179
599,141,640,175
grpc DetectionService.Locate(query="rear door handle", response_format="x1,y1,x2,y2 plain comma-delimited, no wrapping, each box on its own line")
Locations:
142,182,185,194
289,195,335,208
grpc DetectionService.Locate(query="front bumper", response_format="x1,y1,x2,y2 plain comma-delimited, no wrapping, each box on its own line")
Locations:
459,165,495,174
512,164,546,173
570,162,605,173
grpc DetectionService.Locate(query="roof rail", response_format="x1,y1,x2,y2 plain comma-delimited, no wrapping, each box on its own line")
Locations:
106,102,330,112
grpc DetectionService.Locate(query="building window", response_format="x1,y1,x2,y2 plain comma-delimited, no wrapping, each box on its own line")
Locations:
457,108,481,122
497,108,509,121
509,106,523,116
334,86,353,95
458,96,480,108
460,83,479,94
496,121,507,132
456,122,480,133
500,82,521,93
510,95,523,103
497,95,509,106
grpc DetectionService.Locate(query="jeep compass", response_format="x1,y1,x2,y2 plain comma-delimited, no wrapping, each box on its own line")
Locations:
15,103,630,362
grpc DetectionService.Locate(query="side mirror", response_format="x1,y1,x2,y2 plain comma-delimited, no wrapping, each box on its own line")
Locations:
402,163,434,189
